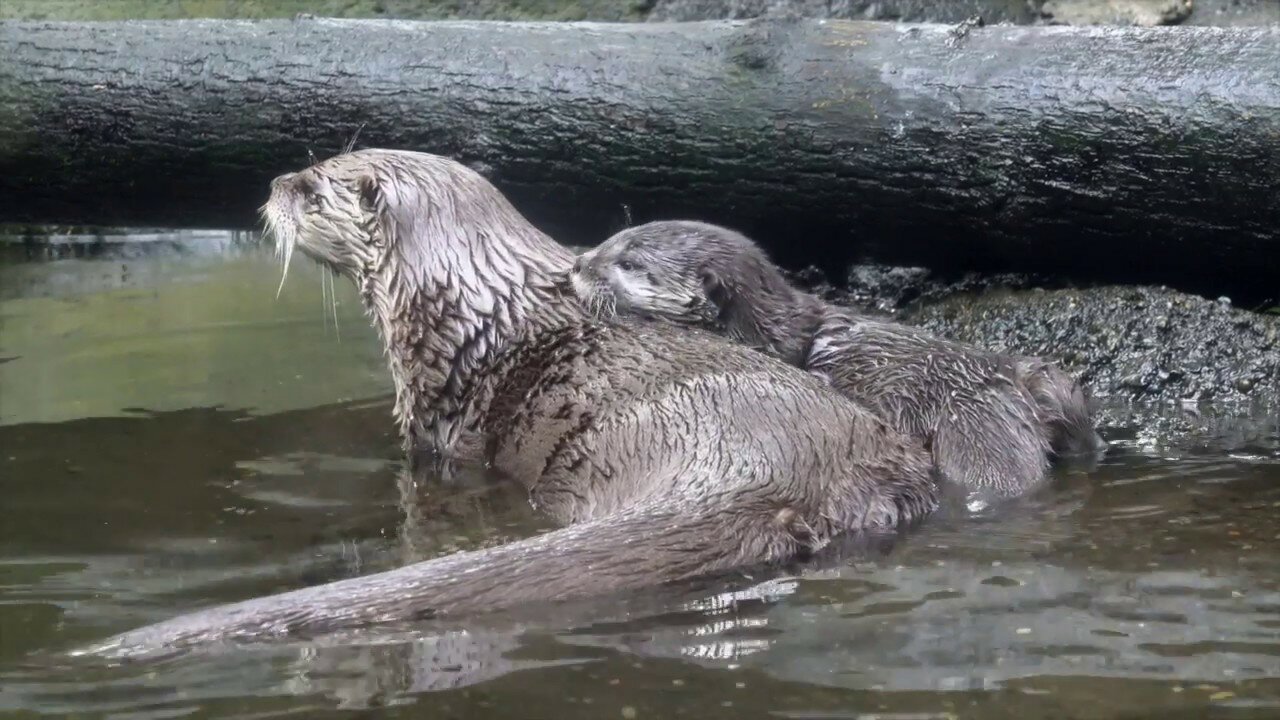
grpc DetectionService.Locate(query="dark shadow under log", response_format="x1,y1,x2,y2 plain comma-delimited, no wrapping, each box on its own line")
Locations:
0,19,1277,300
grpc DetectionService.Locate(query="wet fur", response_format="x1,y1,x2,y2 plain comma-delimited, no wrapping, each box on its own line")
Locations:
81,152,938,658
572,220,1104,499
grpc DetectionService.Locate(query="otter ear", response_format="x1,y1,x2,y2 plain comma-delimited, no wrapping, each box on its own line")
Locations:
699,268,729,310
698,267,733,325
357,174,380,214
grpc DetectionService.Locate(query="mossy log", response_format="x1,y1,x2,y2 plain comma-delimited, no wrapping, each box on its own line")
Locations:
1,19,1277,299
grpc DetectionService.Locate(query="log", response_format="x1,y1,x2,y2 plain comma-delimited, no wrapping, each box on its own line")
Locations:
1,19,1278,301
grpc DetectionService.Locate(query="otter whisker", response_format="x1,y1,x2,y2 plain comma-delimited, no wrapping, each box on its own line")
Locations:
261,203,297,300
321,260,330,333
329,266,341,343
262,198,296,299
343,123,367,155
584,287,617,321
274,233,295,300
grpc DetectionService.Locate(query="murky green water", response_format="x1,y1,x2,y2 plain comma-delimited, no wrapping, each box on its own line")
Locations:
2,231,1279,719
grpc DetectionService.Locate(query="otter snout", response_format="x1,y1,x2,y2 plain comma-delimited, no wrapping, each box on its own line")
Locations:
569,260,595,300
568,251,621,320
569,252,601,294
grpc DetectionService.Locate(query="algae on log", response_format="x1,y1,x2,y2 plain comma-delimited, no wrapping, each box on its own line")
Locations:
0,19,1278,300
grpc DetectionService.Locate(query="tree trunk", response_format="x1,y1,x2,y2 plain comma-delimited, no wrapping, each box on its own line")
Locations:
1,19,1277,300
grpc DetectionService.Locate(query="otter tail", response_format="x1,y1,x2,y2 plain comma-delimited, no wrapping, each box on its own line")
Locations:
1015,360,1106,458
77,499,803,660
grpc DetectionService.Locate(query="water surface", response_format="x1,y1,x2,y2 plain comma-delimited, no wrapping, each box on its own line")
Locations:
2,231,1278,719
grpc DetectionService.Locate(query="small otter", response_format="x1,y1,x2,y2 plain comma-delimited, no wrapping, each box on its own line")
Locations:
572,220,1103,498
82,151,937,658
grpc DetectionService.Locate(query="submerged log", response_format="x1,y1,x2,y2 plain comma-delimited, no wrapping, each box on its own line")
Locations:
0,19,1277,300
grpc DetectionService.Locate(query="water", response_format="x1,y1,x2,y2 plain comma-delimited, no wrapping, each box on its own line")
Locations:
2,230,1279,719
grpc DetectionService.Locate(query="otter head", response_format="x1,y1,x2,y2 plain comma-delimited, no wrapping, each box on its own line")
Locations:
571,221,818,364
263,148,574,311
1015,359,1107,458
263,149,414,289
261,149,577,451
571,220,773,328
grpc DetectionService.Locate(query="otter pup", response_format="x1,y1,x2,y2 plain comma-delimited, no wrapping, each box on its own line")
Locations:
571,220,1103,498
83,151,937,658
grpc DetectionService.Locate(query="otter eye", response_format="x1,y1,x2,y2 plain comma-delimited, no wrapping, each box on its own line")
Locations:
295,177,322,210
617,259,641,272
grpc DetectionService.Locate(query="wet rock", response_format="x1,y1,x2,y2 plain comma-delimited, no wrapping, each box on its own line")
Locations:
826,263,1051,314
1185,0,1280,26
786,262,1280,451
1090,397,1279,457
1041,0,1193,26
902,285,1279,405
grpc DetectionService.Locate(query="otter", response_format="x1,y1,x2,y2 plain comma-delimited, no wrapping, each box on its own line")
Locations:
571,220,1104,499
80,151,938,658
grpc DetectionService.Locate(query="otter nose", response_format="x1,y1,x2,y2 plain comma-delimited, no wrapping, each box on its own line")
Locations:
271,172,297,191
572,257,585,274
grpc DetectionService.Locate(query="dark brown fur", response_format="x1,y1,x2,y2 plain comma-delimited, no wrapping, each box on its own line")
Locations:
78,152,938,659
572,220,1104,499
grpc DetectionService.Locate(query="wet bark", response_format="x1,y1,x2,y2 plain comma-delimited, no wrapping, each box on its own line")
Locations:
1,19,1278,300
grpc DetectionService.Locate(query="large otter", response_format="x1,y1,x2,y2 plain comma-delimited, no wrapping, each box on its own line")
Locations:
81,151,937,658
571,220,1104,499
